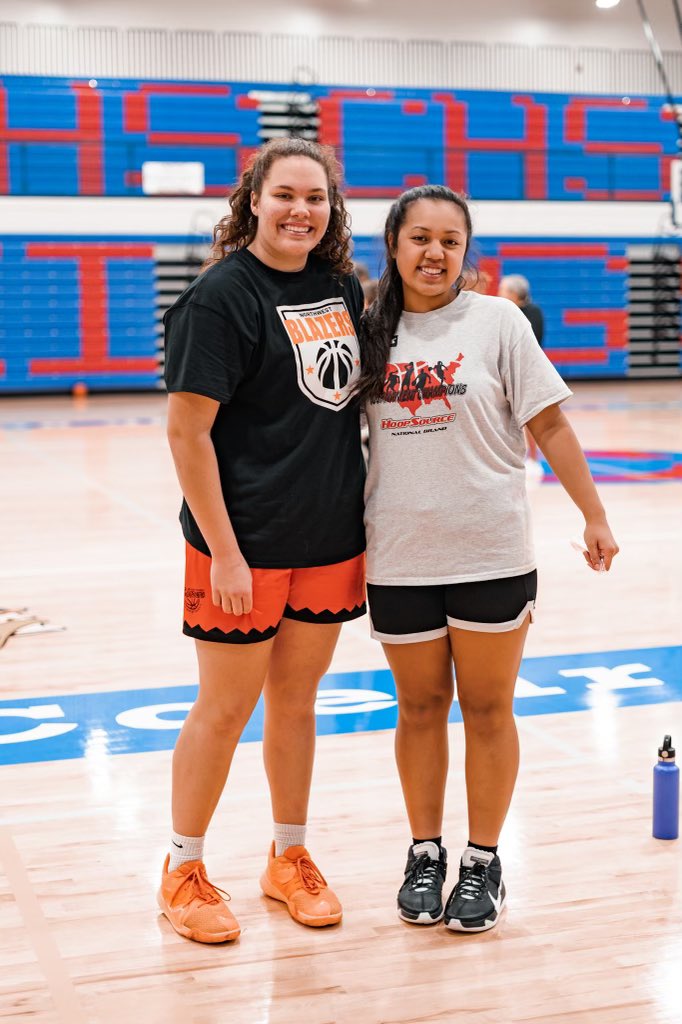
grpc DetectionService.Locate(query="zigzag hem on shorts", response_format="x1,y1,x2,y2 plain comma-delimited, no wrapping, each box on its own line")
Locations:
282,602,367,624
182,621,279,644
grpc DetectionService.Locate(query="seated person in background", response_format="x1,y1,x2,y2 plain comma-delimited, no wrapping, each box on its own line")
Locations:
498,274,546,472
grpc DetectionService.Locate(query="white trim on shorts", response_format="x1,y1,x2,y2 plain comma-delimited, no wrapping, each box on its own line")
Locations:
369,617,449,645
370,600,536,643
446,600,536,633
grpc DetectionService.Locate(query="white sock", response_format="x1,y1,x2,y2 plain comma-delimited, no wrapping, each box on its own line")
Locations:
169,831,205,872
274,822,307,857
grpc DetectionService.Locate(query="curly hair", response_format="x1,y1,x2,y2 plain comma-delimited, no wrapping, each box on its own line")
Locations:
202,138,353,276
355,185,474,402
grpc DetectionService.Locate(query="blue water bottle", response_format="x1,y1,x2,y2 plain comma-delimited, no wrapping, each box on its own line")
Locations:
653,735,679,840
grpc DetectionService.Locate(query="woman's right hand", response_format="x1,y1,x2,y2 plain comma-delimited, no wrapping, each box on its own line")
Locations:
210,554,253,616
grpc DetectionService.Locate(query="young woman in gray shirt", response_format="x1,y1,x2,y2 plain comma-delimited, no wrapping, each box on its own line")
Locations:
357,184,619,933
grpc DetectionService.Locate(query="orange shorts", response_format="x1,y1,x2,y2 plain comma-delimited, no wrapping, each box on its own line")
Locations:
183,543,366,644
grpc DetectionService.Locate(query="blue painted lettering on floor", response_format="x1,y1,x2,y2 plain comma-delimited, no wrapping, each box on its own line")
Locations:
1,645,680,766
541,450,682,483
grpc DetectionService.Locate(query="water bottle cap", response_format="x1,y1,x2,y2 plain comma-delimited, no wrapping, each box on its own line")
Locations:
658,735,676,759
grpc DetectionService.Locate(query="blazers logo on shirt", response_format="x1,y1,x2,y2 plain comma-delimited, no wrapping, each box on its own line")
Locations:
276,297,361,410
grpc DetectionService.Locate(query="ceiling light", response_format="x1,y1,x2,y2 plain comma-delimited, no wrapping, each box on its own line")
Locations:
595,0,621,9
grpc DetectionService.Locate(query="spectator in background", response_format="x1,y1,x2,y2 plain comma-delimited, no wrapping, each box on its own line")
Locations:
498,275,545,474
498,275,544,346
463,267,492,295
353,260,371,285
357,270,378,460
362,278,379,309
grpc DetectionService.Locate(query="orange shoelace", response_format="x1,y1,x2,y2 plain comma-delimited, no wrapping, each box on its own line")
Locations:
169,863,231,907
293,855,328,894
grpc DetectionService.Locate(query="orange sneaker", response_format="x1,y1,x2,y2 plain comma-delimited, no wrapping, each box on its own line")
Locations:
157,855,241,943
260,843,342,927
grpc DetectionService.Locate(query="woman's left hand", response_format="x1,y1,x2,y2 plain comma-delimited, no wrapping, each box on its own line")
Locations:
583,520,619,571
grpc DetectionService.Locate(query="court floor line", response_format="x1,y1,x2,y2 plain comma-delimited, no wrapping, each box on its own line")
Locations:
0,416,166,431
5,431,169,529
1,531,679,583
0,559,178,581
516,713,584,762
0,828,88,1024
1,400,681,431
0,768,405,828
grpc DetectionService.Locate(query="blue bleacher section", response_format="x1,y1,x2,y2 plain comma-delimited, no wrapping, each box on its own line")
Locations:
2,232,672,392
353,236,631,378
0,237,160,391
0,76,678,200
0,78,261,197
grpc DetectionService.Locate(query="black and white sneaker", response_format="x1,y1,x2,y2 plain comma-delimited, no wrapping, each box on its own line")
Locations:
397,841,447,924
443,846,506,933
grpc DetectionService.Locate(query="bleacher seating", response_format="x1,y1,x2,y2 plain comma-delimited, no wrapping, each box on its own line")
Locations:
1,74,677,391
0,76,677,200
0,238,160,390
0,233,653,392
353,236,632,378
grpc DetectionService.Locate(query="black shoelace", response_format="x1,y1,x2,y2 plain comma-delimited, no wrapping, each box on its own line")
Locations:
406,854,442,892
456,862,488,901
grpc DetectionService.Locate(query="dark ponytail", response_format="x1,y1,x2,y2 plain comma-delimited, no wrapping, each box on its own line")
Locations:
355,185,474,402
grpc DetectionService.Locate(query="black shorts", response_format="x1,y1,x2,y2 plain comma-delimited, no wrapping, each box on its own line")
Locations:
367,570,537,644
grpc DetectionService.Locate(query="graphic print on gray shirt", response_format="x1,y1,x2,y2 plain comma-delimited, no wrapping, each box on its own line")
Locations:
364,291,573,586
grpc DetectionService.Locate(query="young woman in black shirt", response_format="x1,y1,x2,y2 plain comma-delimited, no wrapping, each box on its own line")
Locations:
160,139,366,942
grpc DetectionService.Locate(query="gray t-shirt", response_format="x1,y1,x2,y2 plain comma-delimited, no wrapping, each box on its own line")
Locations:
364,290,572,585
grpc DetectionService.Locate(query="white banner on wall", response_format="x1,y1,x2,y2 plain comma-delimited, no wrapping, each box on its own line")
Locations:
141,162,205,196
0,196,673,239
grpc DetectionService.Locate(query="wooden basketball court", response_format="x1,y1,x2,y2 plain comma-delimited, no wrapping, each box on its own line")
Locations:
1,379,681,1023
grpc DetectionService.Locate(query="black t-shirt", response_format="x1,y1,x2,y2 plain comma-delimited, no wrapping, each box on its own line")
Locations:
164,247,366,568
521,301,544,346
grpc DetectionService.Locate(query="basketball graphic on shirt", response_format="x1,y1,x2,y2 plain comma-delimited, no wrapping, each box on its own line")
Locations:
316,339,355,390
276,297,361,410
383,356,465,417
